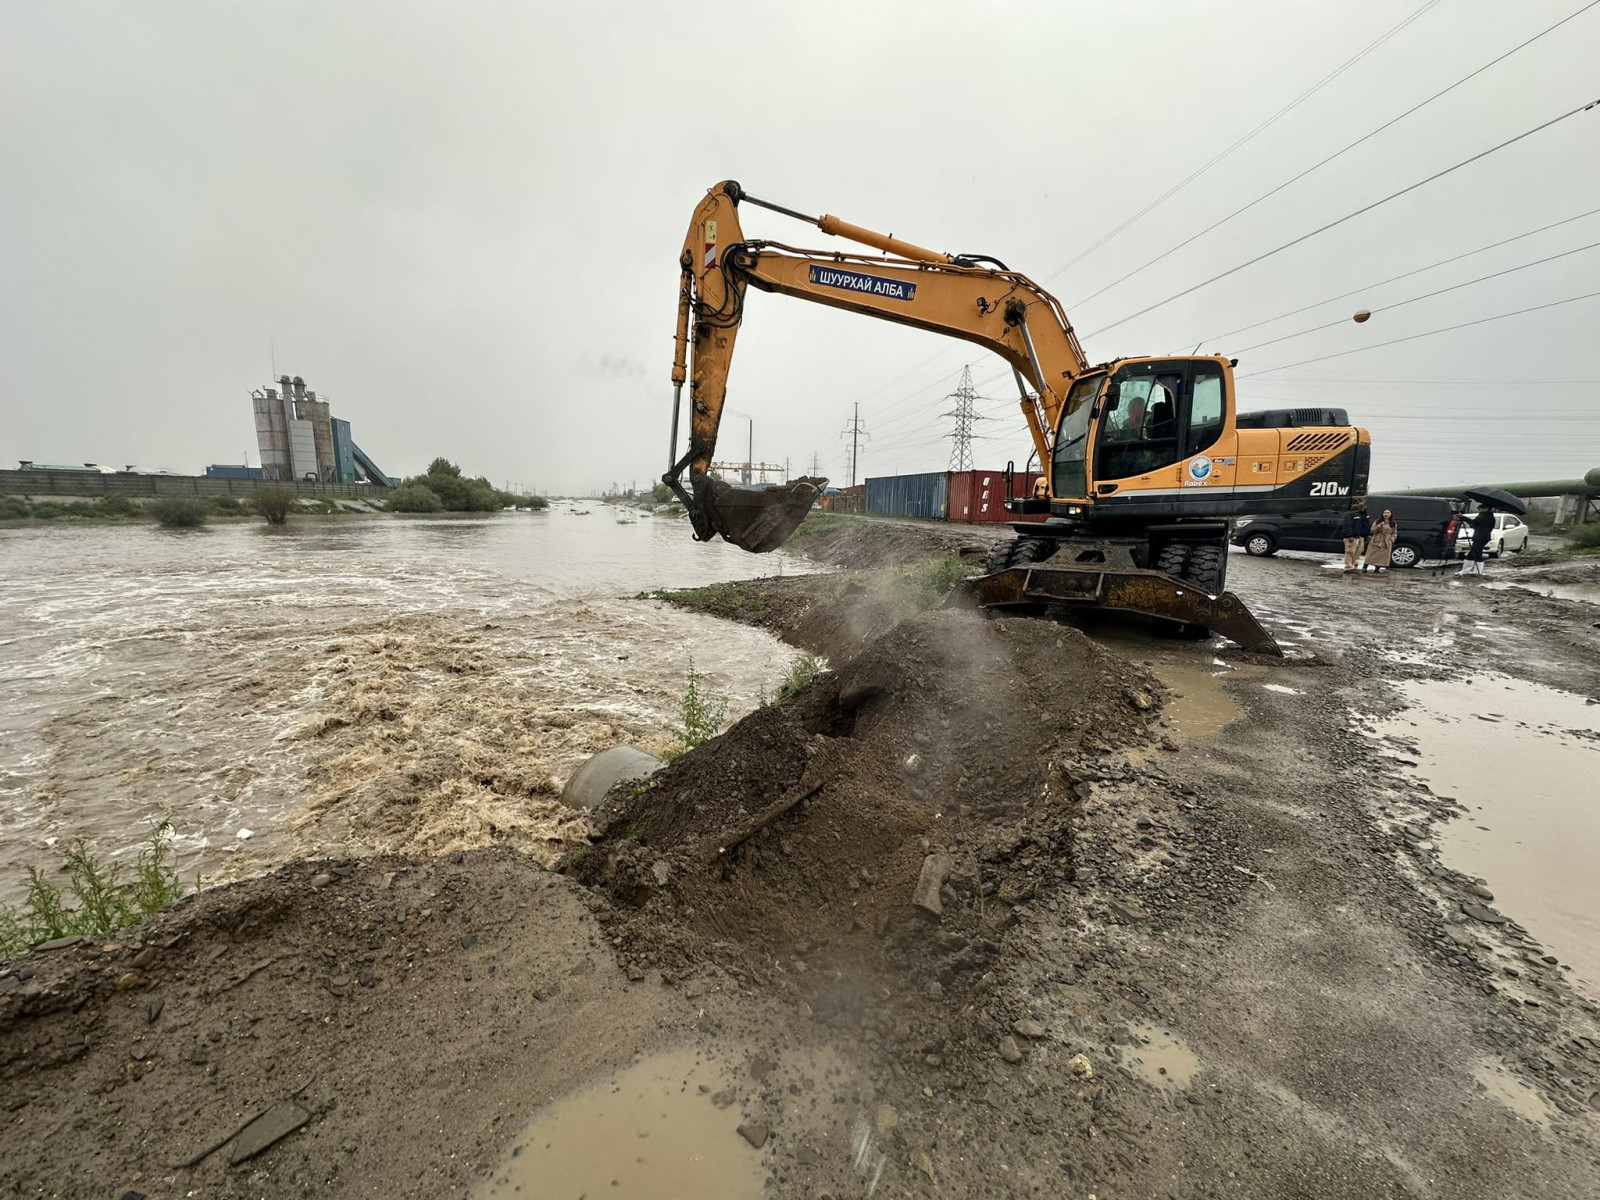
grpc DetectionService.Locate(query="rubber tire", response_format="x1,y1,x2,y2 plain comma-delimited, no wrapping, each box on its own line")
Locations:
1184,543,1226,594
983,536,1058,575
1513,538,1527,554
1154,541,1225,594
1153,543,1190,578
1389,542,1421,568
1244,532,1277,557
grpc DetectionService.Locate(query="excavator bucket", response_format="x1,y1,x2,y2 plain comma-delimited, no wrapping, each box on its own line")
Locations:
694,474,828,553
951,561,1283,655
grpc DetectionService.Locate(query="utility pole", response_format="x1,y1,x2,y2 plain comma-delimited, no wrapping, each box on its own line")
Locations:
811,451,820,477
942,365,985,471
745,419,754,485
840,403,870,487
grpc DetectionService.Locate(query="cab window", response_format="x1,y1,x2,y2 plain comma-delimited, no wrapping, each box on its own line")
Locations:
1097,367,1183,480
1189,371,1224,453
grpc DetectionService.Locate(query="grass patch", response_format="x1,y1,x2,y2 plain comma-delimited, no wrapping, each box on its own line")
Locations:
666,582,768,617
149,496,209,528
662,659,728,762
786,511,853,544
1567,522,1600,552
0,824,190,959
763,653,824,707
0,494,30,520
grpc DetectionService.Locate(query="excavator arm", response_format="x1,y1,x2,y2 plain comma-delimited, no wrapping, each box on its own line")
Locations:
666,180,1090,552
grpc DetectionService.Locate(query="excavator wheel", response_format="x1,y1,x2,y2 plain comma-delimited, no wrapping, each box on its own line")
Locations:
1153,540,1226,596
983,535,1059,575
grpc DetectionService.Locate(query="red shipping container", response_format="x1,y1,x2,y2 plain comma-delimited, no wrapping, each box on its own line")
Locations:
946,469,1047,524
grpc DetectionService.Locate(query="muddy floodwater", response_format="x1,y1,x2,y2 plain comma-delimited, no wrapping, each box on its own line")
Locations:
1379,675,1600,994
476,1048,762,1199
0,510,812,904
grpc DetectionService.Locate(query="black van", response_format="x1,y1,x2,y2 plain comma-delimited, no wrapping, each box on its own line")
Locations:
1230,495,1462,568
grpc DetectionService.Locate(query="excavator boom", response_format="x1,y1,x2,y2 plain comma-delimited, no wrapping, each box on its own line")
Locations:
666,180,1088,551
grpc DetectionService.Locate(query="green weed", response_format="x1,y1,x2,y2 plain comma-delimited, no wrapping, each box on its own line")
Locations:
662,659,728,761
770,654,823,706
0,823,190,959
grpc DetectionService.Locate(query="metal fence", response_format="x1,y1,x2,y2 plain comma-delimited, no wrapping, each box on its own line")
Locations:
0,470,387,499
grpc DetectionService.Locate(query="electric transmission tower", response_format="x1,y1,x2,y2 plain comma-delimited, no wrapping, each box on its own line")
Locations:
942,365,985,470
840,403,870,487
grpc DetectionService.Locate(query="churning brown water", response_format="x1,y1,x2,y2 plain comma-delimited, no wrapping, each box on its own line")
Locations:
0,509,811,903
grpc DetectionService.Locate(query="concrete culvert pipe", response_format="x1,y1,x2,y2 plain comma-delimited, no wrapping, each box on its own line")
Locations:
561,745,662,810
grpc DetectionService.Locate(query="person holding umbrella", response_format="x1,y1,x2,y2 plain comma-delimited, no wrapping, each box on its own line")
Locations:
1459,504,1496,576
1457,487,1529,576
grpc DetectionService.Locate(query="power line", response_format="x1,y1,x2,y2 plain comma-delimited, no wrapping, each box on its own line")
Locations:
1239,290,1600,376
1042,0,1445,285
1070,0,1600,310
941,366,986,470
1086,95,1600,340
1232,239,1600,353
840,403,870,487
1196,205,1600,346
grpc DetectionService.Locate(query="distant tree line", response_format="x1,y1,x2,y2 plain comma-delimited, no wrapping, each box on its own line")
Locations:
386,458,548,514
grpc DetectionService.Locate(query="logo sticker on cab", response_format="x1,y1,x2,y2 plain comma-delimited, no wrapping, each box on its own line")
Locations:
1187,456,1213,482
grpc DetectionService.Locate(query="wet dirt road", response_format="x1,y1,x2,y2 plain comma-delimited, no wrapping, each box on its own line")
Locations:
0,510,813,902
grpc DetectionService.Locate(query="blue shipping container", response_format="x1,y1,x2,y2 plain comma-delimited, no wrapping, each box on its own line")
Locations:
204,464,264,480
866,472,949,519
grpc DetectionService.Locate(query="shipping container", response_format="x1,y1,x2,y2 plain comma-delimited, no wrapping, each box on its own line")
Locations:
866,472,948,519
946,469,1047,524
821,484,866,514
204,464,264,481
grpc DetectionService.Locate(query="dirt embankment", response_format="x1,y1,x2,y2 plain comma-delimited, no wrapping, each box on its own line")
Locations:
566,609,1160,1030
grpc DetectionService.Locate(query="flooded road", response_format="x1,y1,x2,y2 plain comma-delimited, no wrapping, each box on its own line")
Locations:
1378,674,1600,994
0,509,812,903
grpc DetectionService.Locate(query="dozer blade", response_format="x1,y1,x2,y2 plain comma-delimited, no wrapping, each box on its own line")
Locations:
951,561,1283,655
694,474,827,553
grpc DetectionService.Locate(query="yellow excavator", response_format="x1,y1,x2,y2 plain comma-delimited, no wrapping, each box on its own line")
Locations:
664,181,1371,652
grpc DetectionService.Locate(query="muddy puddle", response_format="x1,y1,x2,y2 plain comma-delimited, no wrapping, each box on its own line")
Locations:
0,513,813,904
1485,579,1600,607
1377,675,1600,993
475,1047,763,1199
1123,1021,1202,1091
1471,1059,1554,1128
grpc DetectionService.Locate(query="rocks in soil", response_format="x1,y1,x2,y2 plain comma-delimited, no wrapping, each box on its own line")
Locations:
912,854,954,916
736,1122,769,1149
228,1103,312,1165
1013,1019,1046,1039
998,1035,1023,1063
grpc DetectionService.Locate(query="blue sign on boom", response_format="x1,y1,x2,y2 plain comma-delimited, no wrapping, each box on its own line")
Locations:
808,265,917,302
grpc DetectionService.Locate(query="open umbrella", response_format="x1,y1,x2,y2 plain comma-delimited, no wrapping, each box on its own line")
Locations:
1461,486,1527,515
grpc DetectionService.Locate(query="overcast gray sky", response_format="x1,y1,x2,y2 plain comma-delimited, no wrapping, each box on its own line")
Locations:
4,0,1597,493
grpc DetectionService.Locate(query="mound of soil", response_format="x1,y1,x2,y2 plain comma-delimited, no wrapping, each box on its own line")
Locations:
565,607,1161,1033
789,516,1003,569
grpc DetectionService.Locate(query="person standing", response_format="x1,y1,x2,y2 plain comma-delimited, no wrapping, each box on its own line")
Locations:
1366,508,1398,572
1340,504,1371,573
1460,504,1496,576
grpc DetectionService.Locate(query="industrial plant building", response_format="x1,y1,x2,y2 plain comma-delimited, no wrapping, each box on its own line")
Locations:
250,375,391,486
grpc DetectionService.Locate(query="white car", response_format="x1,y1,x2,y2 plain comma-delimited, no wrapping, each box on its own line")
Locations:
1455,512,1530,557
